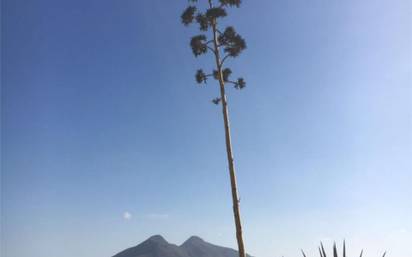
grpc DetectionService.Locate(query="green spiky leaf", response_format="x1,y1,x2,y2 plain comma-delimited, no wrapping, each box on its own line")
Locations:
301,249,307,257
343,241,346,257
333,242,338,257
319,247,324,257
321,242,327,257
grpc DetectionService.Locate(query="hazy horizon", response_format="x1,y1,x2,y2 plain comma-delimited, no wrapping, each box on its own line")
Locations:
2,0,411,257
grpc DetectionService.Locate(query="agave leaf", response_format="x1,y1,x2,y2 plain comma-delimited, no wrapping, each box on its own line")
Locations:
320,242,327,257
301,249,307,257
333,242,338,257
318,247,324,257
343,240,346,257
382,251,387,257
359,249,364,257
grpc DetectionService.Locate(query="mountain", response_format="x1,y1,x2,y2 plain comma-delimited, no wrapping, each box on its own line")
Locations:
181,236,253,257
112,235,190,257
112,235,253,257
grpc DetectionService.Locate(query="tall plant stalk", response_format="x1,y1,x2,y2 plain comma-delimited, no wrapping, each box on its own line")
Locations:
209,3,245,257
181,1,247,257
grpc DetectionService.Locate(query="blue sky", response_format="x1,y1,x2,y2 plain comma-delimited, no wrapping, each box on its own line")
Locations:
1,0,411,257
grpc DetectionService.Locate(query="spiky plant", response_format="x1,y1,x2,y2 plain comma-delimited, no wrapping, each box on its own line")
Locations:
300,241,387,257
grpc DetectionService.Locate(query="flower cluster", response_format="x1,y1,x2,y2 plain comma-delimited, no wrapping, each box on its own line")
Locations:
219,0,241,7
218,26,246,57
195,69,207,84
190,35,207,57
181,0,247,104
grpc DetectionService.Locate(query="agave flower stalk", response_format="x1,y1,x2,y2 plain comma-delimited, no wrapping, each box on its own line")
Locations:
181,1,247,257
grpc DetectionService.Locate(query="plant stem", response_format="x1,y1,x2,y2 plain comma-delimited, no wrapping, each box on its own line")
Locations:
208,1,246,257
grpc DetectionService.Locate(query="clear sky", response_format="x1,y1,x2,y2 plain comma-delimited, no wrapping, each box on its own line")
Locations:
1,0,411,257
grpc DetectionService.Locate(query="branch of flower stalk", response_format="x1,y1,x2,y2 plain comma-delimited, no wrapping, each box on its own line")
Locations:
225,80,237,85
220,54,230,66
207,46,216,54
225,78,246,89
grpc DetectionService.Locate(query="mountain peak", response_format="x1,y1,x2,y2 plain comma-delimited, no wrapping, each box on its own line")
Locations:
186,236,204,243
146,235,168,244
